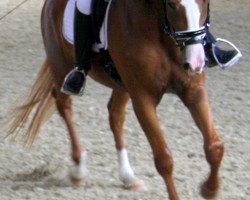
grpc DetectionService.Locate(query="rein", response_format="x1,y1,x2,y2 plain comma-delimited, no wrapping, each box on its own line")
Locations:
0,0,30,21
161,0,207,48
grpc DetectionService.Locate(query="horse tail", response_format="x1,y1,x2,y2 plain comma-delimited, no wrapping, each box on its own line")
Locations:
3,59,55,146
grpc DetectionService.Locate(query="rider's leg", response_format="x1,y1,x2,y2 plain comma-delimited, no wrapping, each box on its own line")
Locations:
61,0,93,96
204,4,242,68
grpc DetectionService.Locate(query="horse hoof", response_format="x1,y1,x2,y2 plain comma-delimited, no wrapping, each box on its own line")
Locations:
69,151,88,186
200,181,219,199
126,180,147,191
69,166,88,186
69,175,84,186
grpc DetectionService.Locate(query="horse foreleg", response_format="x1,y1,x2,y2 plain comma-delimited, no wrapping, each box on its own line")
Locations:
53,90,87,184
108,90,144,190
178,84,224,199
131,94,179,200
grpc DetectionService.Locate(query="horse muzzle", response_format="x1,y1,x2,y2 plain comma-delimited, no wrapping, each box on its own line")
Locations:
183,43,206,75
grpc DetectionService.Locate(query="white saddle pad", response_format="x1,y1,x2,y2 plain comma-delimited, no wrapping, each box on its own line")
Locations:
63,0,112,52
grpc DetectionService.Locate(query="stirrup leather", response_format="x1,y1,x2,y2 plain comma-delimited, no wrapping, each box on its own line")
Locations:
212,38,242,69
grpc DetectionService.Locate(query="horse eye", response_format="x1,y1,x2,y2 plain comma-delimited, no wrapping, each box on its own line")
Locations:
168,2,177,10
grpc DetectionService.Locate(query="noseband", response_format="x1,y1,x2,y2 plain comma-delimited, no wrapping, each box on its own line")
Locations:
173,27,206,47
161,1,207,48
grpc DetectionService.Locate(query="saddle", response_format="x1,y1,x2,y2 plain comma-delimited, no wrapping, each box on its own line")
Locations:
63,0,122,85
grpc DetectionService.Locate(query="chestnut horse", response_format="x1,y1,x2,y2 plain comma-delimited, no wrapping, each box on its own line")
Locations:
5,0,224,199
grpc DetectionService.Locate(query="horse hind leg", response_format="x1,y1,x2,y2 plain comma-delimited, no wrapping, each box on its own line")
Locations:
53,89,88,185
108,90,145,191
178,84,224,199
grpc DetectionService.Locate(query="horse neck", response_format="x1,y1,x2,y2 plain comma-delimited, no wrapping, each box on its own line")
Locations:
143,0,182,63
110,0,181,65
114,0,167,40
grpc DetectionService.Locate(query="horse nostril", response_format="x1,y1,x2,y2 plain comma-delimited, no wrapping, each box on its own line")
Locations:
183,63,190,70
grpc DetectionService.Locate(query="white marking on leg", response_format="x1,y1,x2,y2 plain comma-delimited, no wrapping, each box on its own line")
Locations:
118,149,137,187
70,151,88,180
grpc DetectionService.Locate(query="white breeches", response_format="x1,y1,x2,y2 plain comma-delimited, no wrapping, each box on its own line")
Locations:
76,0,93,15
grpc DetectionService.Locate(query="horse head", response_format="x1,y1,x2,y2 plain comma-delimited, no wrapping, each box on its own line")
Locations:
164,0,209,74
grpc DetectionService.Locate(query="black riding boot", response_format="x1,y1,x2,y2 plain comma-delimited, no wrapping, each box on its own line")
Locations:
204,31,241,68
204,4,241,68
61,8,92,96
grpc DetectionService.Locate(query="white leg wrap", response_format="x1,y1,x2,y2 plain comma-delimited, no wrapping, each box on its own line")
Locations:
76,0,92,15
118,149,138,187
70,151,88,180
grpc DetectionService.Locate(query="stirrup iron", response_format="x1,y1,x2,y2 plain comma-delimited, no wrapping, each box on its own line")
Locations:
212,38,242,69
60,68,86,96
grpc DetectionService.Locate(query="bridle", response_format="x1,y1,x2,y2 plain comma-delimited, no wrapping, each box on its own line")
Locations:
161,0,207,49
173,27,207,47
